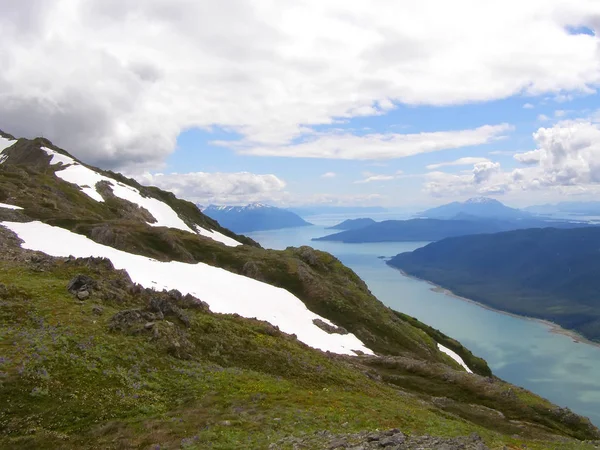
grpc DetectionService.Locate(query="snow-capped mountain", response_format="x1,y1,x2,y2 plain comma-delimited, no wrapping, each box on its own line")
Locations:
201,202,311,232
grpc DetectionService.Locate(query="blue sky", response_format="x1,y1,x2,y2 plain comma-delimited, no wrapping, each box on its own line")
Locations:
3,1,600,208
166,92,600,208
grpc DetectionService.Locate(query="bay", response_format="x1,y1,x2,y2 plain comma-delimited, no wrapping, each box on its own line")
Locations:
246,213,600,427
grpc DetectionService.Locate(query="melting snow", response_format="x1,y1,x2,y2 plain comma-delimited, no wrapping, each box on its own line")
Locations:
195,225,241,247
437,343,473,373
0,202,23,210
0,136,15,164
40,151,195,233
1,221,373,356
41,147,77,166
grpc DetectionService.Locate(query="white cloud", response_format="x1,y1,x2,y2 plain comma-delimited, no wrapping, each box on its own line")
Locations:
355,175,395,184
555,109,567,117
229,124,512,160
1,1,600,168
523,103,535,109
425,117,600,197
138,171,286,205
426,157,491,170
321,172,336,178
514,149,543,165
355,170,404,184
538,114,551,122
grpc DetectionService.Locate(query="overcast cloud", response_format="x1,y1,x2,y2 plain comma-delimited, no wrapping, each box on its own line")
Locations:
1,0,600,170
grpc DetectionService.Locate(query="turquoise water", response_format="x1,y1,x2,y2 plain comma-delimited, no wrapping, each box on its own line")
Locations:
247,215,600,426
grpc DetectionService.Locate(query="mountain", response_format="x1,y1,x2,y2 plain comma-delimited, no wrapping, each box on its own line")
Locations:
0,130,598,448
389,227,600,342
314,216,593,243
327,217,377,230
201,203,311,232
526,201,600,216
287,205,387,217
420,197,530,220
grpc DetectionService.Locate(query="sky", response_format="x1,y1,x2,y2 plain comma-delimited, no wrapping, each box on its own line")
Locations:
1,0,600,208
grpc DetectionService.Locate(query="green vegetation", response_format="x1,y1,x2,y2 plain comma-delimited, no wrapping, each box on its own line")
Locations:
389,227,600,342
1,134,600,448
0,253,598,449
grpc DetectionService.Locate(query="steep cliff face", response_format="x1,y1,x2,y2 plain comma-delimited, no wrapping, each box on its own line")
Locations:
1,131,598,449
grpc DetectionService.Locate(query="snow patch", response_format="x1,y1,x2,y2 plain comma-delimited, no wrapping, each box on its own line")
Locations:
437,343,473,373
46,158,195,233
41,147,77,166
1,221,373,356
0,202,23,210
0,136,15,164
195,225,241,247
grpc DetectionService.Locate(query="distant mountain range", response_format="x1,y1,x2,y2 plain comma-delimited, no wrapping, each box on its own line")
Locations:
327,218,376,230
201,203,311,232
525,201,600,216
315,198,591,243
420,197,529,220
388,227,600,342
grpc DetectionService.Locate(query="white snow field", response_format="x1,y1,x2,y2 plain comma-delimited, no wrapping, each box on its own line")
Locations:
38,147,241,246
0,136,15,164
1,220,373,356
437,343,473,373
0,202,23,210
194,225,241,247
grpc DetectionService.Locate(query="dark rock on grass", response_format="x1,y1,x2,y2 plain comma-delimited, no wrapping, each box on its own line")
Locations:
270,429,489,449
108,309,159,333
149,297,191,327
313,318,348,335
67,274,97,295
91,305,104,315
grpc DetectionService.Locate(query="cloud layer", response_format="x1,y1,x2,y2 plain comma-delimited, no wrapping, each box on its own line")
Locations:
1,1,600,169
425,118,600,197
138,171,286,205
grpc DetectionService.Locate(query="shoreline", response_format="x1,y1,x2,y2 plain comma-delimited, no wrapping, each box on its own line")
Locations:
390,267,600,350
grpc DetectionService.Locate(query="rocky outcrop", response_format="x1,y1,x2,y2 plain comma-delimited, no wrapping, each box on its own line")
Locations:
269,429,489,449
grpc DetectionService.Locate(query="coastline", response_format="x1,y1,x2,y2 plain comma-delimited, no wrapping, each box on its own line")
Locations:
390,267,600,350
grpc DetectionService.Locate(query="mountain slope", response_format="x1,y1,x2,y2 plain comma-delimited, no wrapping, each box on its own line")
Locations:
1,131,599,448
388,227,600,342
202,203,311,232
421,197,530,220
327,217,377,230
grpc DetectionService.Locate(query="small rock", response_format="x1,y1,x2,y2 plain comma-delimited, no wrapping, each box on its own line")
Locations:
67,274,96,294
144,322,155,329
220,420,232,426
76,290,90,300
329,438,347,449
379,433,405,447
366,433,380,442
92,305,104,315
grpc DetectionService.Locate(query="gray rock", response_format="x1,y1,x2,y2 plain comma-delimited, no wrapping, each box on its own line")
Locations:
312,318,348,335
76,290,90,300
92,305,104,315
379,433,404,447
329,438,348,449
67,274,96,294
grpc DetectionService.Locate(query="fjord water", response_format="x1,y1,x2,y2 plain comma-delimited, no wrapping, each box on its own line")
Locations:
247,214,600,427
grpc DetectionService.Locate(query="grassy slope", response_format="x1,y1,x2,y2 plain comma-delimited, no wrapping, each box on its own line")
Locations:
0,252,598,449
0,136,599,447
0,142,487,369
